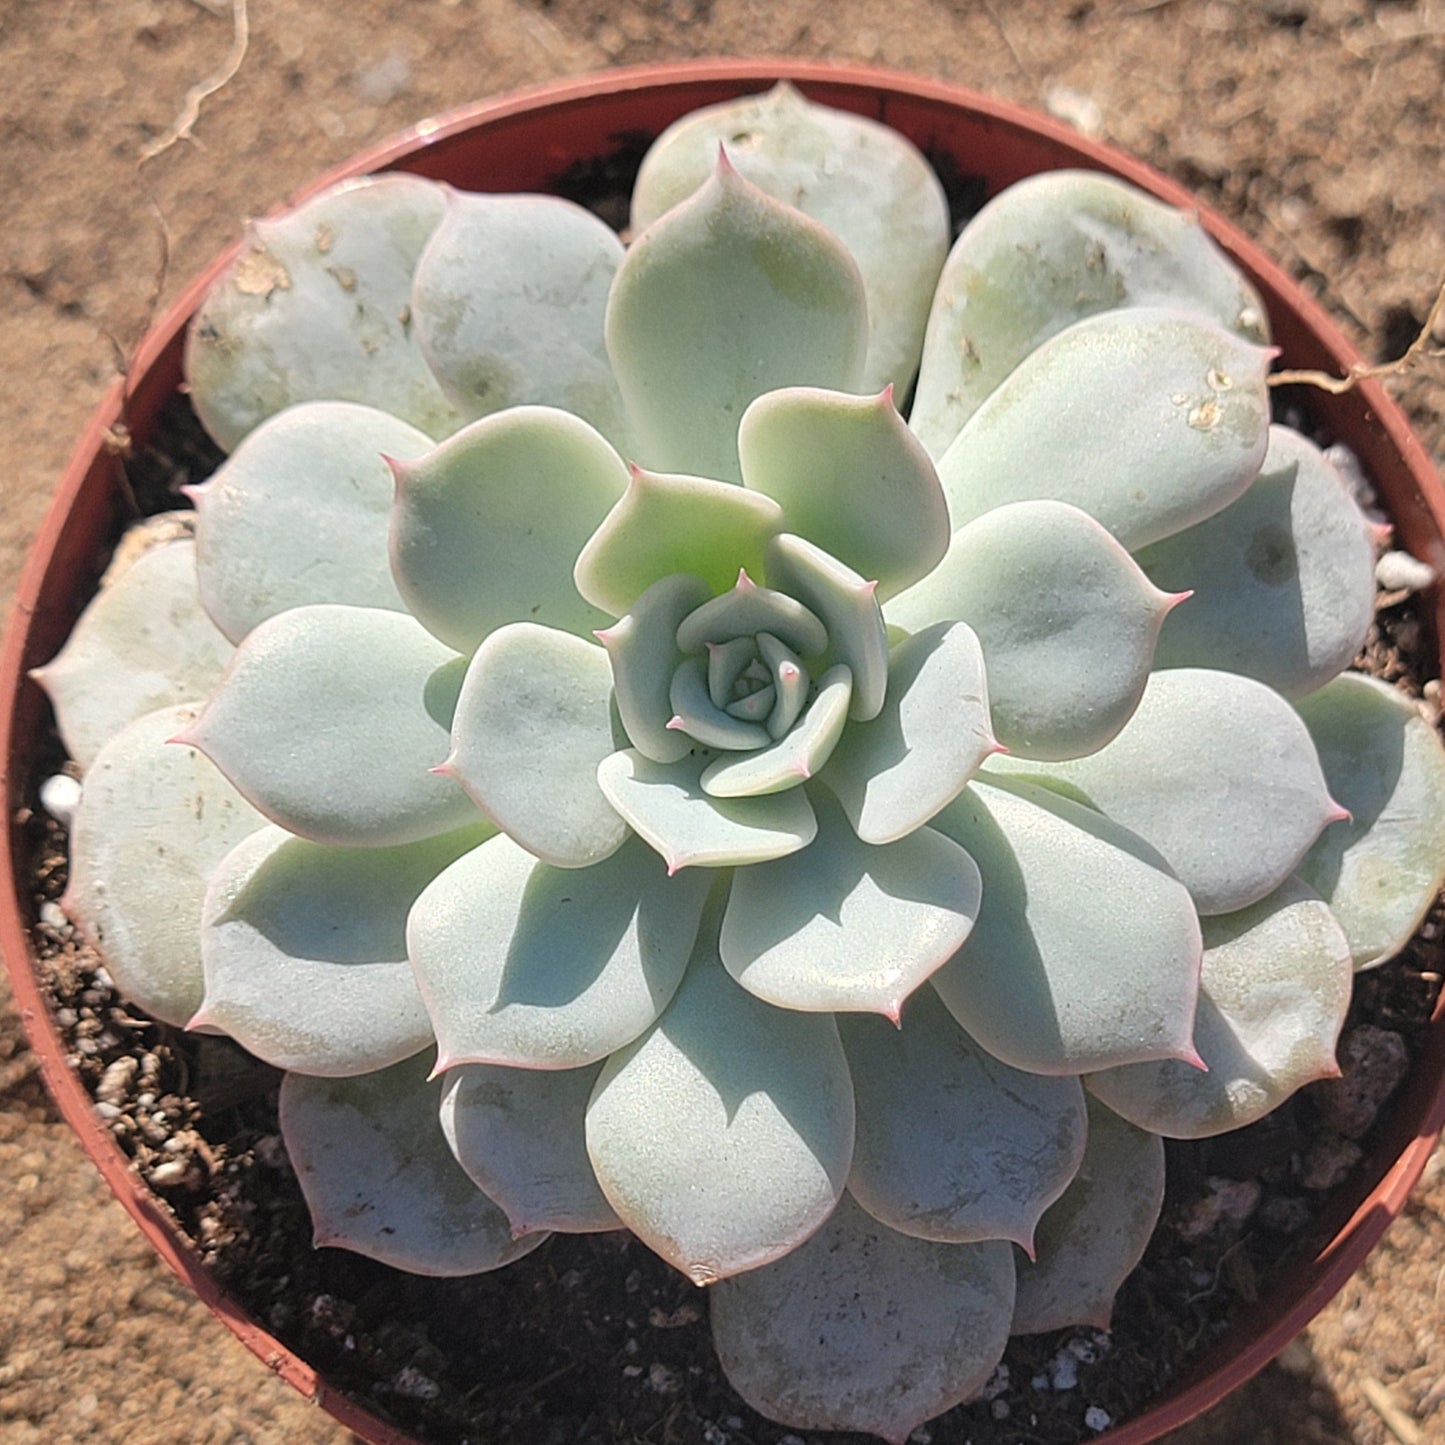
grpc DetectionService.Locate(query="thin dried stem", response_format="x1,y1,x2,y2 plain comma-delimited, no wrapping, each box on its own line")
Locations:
139,0,250,164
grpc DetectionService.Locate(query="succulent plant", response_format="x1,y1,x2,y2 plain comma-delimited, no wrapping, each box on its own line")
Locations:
37,82,1445,1442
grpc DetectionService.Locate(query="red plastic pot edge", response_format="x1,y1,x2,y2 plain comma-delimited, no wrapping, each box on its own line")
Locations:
2,59,1443,1445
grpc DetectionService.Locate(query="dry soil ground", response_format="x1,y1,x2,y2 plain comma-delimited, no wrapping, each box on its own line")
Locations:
3,1,1444,1442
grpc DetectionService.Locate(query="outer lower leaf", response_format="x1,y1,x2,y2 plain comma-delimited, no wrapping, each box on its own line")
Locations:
887,500,1176,760
279,1054,546,1275
720,786,981,1018
182,605,478,847
825,621,996,844
911,169,1268,457
185,174,460,450
585,954,854,1285
930,778,1203,1074
1138,425,1377,697
446,623,628,868
1088,877,1351,1138
35,533,234,768
1295,673,1445,968
606,157,867,483
990,667,1343,915
408,834,712,1071
597,749,817,871
711,1194,1014,1445
937,307,1273,548
842,988,1086,1249
632,81,950,398
190,402,430,644
63,704,265,1028
1011,1096,1165,1334
195,823,491,1076
737,387,948,601
574,467,784,618
439,1062,621,1236
411,190,632,447
390,407,628,653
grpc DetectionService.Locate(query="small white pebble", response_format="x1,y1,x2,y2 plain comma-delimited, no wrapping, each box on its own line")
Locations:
38,900,68,931
702,1424,730,1445
909,1427,933,1444
981,1362,1010,1400
1044,83,1103,136
1049,1353,1080,1391
1376,549,1436,593
1084,1405,1112,1432
39,773,82,826
990,1399,1010,1421
647,1362,681,1395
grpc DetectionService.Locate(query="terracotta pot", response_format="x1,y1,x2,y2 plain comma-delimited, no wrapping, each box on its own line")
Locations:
2,59,1442,1445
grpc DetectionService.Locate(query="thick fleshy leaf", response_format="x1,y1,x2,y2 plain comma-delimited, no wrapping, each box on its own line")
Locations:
632,81,950,398
35,531,233,768
185,174,459,450
63,704,265,1028
668,656,771,750
1296,673,1445,967
888,500,1176,760
712,1194,1014,1445
1138,425,1377,697
190,402,431,644
937,307,1273,548
195,823,490,1076
279,1053,545,1275
825,622,996,844
408,833,712,1070
932,777,1202,1073
1088,877,1351,1138
439,1062,621,1236
182,604,477,847
675,571,828,656
574,468,784,617
390,407,628,653
1011,1096,1165,1334
990,667,1343,915
842,989,1086,1248
597,749,817,871
738,387,948,600
446,623,627,868
606,157,867,483
910,169,1269,457
585,954,854,1284
720,786,981,1017
411,190,631,445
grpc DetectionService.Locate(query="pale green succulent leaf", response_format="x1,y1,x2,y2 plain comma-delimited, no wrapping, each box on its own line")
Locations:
633,81,950,398
597,749,818,871
1138,425,1377,696
606,157,867,482
185,175,460,451
448,623,628,868
585,952,854,1285
574,467,784,617
195,823,491,1076
36,532,234,768
911,169,1269,457
842,988,1086,1248
1295,673,1445,968
279,1054,545,1275
390,406,627,653
183,604,478,847
439,1062,621,1236
888,500,1175,759
988,667,1343,914
63,704,266,1028
190,402,431,644
711,1193,1014,1445
669,656,772,751
826,621,996,844
408,833,712,1070
930,778,1203,1074
738,387,948,600
1011,1096,1165,1334
675,571,828,656
1087,877,1351,1138
411,190,632,446
720,787,980,1016
937,307,1273,548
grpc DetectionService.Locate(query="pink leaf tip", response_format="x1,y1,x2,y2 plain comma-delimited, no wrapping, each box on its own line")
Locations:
381,454,410,492
713,143,737,178
1326,799,1353,826
665,715,687,732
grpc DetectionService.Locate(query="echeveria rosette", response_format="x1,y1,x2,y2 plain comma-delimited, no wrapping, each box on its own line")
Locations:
35,82,1445,1445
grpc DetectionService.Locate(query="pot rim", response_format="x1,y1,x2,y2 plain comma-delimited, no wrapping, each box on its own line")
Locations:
2,57,1442,1445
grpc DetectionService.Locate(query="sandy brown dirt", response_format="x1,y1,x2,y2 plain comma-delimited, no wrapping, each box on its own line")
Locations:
2,1,1444,1442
